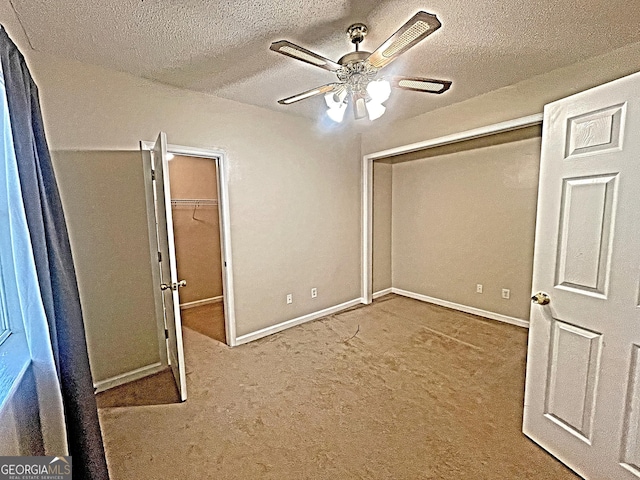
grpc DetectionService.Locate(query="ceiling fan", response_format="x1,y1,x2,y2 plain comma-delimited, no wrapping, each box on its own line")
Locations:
269,11,452,122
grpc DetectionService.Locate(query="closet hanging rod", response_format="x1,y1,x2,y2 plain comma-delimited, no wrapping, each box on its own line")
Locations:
170,198,218,206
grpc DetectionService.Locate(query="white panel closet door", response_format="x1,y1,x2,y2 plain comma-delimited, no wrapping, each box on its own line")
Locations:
151,132,188,402
523,71,640,479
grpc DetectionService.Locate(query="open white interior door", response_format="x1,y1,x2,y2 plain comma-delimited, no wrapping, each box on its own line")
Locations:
151,132,188,402
524,71,640,478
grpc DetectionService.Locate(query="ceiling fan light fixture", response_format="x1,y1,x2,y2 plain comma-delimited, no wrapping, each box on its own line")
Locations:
327,103,347,123
324,87,347,109
354,96,368,119
367,79,391,103
365,101,386,121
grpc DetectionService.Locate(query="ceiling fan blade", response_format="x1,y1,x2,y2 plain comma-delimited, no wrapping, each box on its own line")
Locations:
366,12,441,70
277,83,338,105
392,76,452,94
270,40,341,72
352,92,368,120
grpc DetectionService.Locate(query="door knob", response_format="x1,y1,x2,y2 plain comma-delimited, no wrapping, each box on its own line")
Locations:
531,292,550,305
161,280,187,291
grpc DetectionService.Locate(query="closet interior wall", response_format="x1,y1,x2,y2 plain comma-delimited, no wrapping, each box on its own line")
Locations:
168,155,222,306
371,126,542,322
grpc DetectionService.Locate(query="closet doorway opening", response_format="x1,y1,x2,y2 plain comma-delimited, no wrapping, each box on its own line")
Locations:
168,153,227,344
147,142,236,349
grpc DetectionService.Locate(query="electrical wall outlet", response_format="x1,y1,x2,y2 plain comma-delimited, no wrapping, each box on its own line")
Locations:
476,284,483,294
311,288,317,298
501,289,510,300
286,294,293,304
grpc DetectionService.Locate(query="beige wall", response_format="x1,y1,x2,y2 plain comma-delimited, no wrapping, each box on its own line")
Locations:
21,48,361,340
168,155,223,304
14,26,640,343
22,36,640,371
372,162,392,293
52,151,161,382
361,43,640,322
363,41,640,156
392,134,541,320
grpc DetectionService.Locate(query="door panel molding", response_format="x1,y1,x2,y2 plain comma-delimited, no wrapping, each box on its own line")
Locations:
621,345,640,476
565,103,626,158
544,320,603,443
555,173,618,298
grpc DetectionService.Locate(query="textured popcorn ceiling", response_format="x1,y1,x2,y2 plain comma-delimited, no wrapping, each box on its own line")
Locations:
9,0,640,123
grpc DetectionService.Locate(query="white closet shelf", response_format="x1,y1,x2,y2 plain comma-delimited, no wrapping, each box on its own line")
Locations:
170,199,218,206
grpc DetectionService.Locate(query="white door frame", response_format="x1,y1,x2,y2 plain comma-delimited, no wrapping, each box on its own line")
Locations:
360,113,544,304
142,141,237,347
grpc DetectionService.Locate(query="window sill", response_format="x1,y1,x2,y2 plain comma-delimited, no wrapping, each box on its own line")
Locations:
0,331,30,410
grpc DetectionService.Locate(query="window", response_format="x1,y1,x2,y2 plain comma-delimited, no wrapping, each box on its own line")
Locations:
0,266,9,346
0,254,30,407
0,243,30,410
0,66,31,408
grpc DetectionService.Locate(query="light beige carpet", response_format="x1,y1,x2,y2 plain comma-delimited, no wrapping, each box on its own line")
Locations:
180,302,226,344
97,295,578,479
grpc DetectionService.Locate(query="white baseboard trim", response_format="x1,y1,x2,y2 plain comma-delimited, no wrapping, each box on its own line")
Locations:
235,298,364,346
392,288,529,328
180,296,223,310
93,362,166,393
373,288,393,299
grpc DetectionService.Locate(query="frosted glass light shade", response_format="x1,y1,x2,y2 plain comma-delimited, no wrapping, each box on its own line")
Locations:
366,80,391,103
327,104,347,123
366,101,386,121
324,89,347,109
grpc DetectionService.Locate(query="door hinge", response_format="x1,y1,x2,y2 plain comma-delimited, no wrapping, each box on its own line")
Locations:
151,169,156,181
165,329,169,339
158,251,162,262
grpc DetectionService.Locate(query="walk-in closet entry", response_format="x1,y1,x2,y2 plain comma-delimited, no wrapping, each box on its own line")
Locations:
168,154,227,344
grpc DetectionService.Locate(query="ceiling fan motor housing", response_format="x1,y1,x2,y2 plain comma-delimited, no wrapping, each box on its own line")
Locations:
336,60,378,95
340,24,380,96
346,23,368,45
337,51,370,65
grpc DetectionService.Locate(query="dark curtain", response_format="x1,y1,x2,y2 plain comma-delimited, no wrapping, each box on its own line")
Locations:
0,27,109,480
